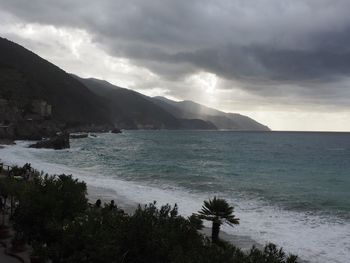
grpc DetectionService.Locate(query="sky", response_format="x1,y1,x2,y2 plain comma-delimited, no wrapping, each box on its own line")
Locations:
1,0,350,131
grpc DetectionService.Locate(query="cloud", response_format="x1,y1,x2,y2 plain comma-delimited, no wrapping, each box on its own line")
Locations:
1,0,350,130
2,1,350,78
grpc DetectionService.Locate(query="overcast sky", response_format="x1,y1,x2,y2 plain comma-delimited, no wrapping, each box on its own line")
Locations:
1,0,350,131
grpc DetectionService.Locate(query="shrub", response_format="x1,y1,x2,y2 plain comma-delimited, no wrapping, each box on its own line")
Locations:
13,174,88,245
11,173,298,263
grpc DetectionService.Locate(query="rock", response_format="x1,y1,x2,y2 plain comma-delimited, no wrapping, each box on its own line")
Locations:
70,133,88,139
29,133,70,150
14,120,60,140
0,138,15,145
66,124,114,134
111,128,122,134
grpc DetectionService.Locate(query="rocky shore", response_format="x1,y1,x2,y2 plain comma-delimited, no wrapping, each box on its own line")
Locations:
0,115,119,150
29,133,70,150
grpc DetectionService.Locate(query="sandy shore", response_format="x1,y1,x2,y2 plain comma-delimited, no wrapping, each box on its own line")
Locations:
87,184,263,251
0,143,309,262
87,184,309,262
0,140,15,149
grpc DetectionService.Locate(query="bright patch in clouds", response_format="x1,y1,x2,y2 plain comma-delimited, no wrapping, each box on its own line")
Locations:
1,13,350,131
0,21,157,90
186,71,220,105
192,72,218,94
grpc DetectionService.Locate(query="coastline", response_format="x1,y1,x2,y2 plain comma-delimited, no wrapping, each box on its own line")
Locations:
87,184,308,263
0,139,341,263
0,139,15,148
0,142,265,252
90,186,309,263
87,184,263,252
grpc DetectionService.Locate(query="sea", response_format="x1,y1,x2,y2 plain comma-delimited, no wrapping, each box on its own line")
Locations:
1,131,350,263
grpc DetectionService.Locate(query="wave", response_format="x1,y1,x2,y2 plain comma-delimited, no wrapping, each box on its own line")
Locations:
1,142,350,263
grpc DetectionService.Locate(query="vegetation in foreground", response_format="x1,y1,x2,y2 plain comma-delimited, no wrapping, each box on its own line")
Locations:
197,196,240,243
0,165,298,263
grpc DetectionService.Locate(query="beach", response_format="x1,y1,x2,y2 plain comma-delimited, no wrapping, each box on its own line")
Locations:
1,131,349,263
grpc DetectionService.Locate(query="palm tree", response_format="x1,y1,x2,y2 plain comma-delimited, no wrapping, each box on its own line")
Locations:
198,196,239,243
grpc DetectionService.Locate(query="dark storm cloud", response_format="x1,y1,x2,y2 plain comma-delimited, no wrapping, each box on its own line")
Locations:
2,0,350,99
174,42,350,83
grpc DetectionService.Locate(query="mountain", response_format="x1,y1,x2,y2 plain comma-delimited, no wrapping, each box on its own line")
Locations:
0,37,110,126
0,37,214,131
0,37,267,133
73,76,216,130
152,97,270,131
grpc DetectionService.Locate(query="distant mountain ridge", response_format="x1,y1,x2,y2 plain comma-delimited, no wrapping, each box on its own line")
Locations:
0,37,214,131
152,96,270,131
73,76,217,130
0,37,269,133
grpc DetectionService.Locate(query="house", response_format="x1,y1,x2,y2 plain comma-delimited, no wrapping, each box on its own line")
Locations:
0,123,14,139
32,100,52,117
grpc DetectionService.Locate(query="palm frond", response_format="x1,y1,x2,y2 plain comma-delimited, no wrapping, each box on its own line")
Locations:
198,196,239,226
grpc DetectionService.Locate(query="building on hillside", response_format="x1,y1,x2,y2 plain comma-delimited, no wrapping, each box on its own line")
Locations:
0,123,14,139
32,100,52,117
0,97,20,123
0,98,8,108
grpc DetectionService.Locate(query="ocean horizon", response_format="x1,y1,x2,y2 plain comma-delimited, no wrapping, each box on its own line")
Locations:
1,130,349,263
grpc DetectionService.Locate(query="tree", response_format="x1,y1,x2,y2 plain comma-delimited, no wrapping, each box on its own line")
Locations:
13,174,88,246
198,197,239,243
0,178,10,228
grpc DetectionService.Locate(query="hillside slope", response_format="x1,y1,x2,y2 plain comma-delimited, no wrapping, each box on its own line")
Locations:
0,37,110,126
74,76,216,130
152,97,270,131
0,37,266,132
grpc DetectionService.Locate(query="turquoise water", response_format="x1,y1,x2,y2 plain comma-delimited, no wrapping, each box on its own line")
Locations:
46,131,350,218
1,131,350,262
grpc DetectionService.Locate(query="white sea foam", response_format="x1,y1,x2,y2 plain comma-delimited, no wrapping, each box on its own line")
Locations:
1,142,350,263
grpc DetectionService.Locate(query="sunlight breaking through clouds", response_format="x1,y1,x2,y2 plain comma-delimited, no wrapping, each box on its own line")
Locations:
1,1,350,131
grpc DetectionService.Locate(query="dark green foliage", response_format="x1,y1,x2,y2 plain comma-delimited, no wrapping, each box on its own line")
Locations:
0,175,26,221
9,173,298,263
13,174,87,246
0,177,11,225
198,196,239,243
120,202,207,263
50,208,123,262
247,243,299,263
56,202,207,263
42,202,298,263
8,165,26,177
188,213,204,230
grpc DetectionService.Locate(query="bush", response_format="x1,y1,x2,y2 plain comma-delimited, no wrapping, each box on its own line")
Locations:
11,173,298,263
50,202,298,263
13,174,87,246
